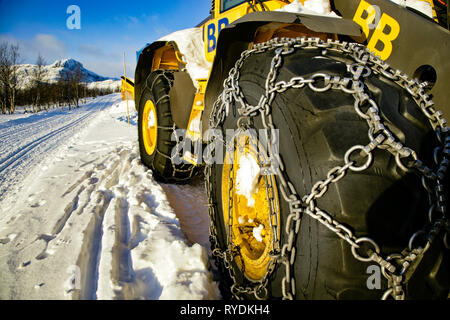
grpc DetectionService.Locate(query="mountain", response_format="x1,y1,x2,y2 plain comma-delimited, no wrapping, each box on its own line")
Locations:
15,58,121,91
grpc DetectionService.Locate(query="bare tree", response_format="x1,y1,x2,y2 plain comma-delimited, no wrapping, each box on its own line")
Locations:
0,41,21,114
9,43,20,114
60,64,86,109
72,64,85,107
32,53,46,112
59,69,72,110
0,42,8,114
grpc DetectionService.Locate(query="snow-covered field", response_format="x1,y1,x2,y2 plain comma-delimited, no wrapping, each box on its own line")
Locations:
0,94,220,300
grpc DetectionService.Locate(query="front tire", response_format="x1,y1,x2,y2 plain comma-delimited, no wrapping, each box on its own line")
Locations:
138,70,195,183
208,41,449,300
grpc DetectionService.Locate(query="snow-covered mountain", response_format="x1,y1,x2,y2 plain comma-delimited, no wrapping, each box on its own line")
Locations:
16,58,121,91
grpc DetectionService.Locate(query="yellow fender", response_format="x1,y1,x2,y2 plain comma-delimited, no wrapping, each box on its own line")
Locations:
121,76,135,101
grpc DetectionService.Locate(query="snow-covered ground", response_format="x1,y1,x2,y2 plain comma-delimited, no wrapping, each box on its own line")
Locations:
0,94,219,300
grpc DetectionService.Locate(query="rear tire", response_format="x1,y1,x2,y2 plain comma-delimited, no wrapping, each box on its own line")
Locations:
138,70,195,183
209,44,449,299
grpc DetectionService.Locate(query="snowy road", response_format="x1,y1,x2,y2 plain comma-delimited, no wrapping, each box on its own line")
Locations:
0,94,219,299
0,96,116,203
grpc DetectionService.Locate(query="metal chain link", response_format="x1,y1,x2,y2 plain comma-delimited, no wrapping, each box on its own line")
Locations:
149,70,197,180
205,37,449,300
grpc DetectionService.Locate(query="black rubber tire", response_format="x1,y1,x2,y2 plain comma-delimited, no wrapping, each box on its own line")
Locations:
210,47,449,299
433,0,448,29
138,70,195,183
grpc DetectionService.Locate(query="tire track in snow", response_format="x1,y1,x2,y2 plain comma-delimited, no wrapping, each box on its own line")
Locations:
93,146,219,300
0,98,112,173
160,177,211,249
110,197,134,299
61,171,94,197
0,115,56,141
0,95,118,202
68,148,133,299
31,163,108,263
95,151,145,299
16,147,125,298
0,107,83,142
0,111,93,173
52,186,85,235
0,102,99,161
72,190,113,299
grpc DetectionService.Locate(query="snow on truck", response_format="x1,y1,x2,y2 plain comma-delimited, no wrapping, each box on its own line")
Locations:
122,0,450,299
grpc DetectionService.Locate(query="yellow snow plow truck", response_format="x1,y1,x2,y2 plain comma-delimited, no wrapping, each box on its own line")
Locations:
126,0,450,299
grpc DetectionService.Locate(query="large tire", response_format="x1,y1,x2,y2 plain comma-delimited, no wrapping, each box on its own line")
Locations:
209,44,449,299
138,70,195,183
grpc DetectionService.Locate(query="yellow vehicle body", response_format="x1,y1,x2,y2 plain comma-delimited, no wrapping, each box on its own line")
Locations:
125,0,444,168
120,76,135,101
134,1,319,155
203,0,299,62
121,1,307,101
123,0,441,118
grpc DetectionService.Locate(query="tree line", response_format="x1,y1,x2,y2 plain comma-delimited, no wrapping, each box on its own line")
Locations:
0,41,119,114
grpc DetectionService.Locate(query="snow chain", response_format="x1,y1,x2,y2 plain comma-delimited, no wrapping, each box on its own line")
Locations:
150,70,196,180
205,37,449,300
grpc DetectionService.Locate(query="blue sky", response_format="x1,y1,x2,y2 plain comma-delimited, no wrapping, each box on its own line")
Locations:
0,0,212,78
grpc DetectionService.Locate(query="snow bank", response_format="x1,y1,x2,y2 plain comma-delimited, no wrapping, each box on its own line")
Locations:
390,0,434,19
277,0,433,20
276,0,340,17
96,156,219,300
158,28,212,87
85,79,121,92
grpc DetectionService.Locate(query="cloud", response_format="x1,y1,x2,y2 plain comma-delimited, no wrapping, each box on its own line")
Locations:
0,33,67,64
113,13,171,39
31,34,67,58
78,44,109,58
77,44,129,78
82,59,135,79
128,16,139,26
140,14,171,38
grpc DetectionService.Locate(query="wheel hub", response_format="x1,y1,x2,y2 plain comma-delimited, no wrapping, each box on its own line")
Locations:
142,100,157,155
222,134,280,281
